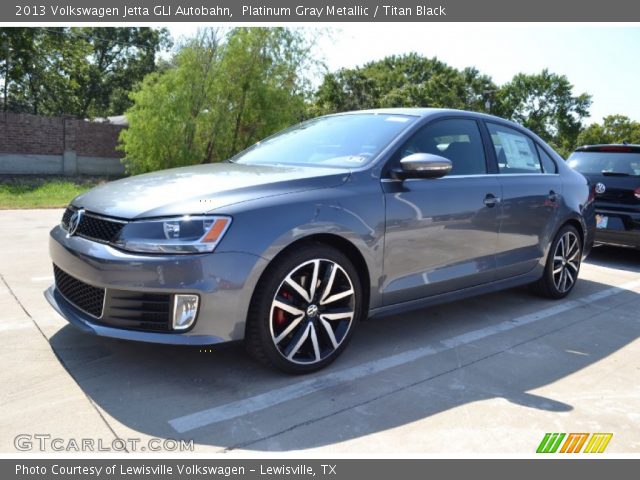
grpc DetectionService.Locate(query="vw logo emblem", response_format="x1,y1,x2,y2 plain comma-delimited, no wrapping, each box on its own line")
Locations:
595,182,606,194
67,209,84,237
306,304,319,318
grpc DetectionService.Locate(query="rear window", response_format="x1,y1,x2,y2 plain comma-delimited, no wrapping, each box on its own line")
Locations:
487,123,542,174
567,151,640,176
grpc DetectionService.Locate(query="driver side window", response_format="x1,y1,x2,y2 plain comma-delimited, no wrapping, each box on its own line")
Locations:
392,119,487,176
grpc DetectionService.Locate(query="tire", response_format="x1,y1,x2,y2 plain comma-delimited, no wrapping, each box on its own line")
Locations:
245,243,364,374
532,224,582,299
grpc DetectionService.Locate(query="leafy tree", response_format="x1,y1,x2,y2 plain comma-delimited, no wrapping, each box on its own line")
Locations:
120,28,314,174
0,27,170,117
577,115,640,146
313,53,497,115
493,69,591,156
1,28,80,114
74,27,171,117
313,59,595,157
119,30,223,173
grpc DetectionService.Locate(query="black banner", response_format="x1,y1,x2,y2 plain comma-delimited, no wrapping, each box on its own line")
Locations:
4,459,640,480
3,0,640,22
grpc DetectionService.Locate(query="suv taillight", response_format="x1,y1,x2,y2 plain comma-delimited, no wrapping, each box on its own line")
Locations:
634,187,640,200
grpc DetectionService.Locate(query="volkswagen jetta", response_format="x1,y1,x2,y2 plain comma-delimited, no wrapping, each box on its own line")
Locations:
46,109,595,373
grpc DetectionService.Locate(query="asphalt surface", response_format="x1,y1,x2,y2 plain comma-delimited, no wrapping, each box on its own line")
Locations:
1,209,639,454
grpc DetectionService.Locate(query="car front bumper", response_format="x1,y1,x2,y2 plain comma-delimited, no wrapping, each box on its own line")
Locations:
45,225,268,344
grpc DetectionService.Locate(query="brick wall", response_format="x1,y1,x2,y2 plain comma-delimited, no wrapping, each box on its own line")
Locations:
0,113,65,155
0,112,124,159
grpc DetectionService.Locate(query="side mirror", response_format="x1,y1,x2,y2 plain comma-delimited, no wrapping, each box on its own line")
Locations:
392,153,452,180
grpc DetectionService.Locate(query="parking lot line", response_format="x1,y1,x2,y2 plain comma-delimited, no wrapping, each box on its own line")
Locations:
168,278,640,434
31,276,54,283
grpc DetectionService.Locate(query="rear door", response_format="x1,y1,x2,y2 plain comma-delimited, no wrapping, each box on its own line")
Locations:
485,122,562,279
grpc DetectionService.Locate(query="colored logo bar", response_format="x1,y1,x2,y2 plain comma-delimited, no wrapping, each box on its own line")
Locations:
537,433,613,453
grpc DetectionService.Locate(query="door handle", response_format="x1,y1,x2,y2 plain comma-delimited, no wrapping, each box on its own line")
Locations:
483,193,500,207
548,190,559,203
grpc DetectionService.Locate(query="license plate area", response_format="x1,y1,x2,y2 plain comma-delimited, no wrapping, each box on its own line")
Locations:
596,214,608,229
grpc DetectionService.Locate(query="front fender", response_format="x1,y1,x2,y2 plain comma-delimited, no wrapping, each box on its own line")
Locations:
213,178,386,308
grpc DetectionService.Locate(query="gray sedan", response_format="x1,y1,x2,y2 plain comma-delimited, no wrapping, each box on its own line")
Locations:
46,109,595,373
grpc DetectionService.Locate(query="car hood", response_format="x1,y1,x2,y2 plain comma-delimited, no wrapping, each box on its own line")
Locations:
71,163,350,219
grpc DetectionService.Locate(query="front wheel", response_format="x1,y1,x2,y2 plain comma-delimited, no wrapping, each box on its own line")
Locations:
532,225,582,299
245,244,363,374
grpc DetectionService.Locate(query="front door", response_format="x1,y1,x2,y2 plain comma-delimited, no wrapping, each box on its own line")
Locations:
382,118,502,305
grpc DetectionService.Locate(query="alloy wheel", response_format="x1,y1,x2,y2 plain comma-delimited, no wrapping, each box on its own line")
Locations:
269,258,356,365
552,231,581,293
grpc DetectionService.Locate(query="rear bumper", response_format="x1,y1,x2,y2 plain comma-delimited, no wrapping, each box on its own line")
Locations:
594,206,640,248
594,230,640,248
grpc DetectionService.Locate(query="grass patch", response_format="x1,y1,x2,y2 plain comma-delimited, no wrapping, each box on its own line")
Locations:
0,175,120,209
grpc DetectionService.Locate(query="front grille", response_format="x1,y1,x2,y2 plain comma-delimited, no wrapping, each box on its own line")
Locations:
53,265,105,318
77,214,125,242
61,208,73,230
60,207,126,243
102,290,172,332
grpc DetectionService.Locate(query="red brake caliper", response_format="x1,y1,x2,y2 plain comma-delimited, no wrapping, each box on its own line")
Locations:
275,291,292,326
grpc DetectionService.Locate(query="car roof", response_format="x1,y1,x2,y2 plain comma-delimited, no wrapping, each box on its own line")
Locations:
338,107,452,117
575,144,640,153
333,107,526,129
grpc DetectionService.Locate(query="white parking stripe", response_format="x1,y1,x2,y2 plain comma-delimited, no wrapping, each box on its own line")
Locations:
0,322,32,332
168,279,640,434
31,276,54,282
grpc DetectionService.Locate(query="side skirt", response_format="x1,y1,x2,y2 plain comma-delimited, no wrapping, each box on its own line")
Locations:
368,267,544,320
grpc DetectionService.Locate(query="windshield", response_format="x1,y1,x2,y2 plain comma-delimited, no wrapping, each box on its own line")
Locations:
232,114,416,168
568,151,640,176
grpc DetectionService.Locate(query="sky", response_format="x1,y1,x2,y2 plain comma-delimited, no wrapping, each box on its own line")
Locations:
168,24,640,123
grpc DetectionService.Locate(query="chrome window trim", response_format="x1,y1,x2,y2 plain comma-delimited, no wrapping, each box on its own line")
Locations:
381,172,561,182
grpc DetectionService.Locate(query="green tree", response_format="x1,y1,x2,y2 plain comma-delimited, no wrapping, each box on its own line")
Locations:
494,69,591,156
313,53,497,115
119,30,223,173
74,27,171,117
0,27,170,117
577,115,640,146
1,28,83,114
1,28,31,111
120,28,314,174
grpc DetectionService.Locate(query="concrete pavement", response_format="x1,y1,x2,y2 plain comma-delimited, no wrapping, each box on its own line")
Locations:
1,209,639,454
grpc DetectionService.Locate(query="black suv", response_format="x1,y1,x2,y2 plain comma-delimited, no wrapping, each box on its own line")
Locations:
568,144,640,249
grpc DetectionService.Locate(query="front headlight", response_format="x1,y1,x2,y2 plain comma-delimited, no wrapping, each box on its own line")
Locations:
113,215,231,254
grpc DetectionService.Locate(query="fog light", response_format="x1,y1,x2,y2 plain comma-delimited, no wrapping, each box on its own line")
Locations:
173,294,199,330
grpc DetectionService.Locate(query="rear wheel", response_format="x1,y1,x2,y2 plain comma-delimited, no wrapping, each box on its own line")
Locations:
532,225,582,299
245,244,363,374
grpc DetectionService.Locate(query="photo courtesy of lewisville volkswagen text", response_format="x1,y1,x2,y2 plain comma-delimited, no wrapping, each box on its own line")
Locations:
1,0,639,477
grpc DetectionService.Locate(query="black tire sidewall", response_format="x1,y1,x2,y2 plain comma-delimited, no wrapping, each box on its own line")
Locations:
544,225,582,299
249,244,364,374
